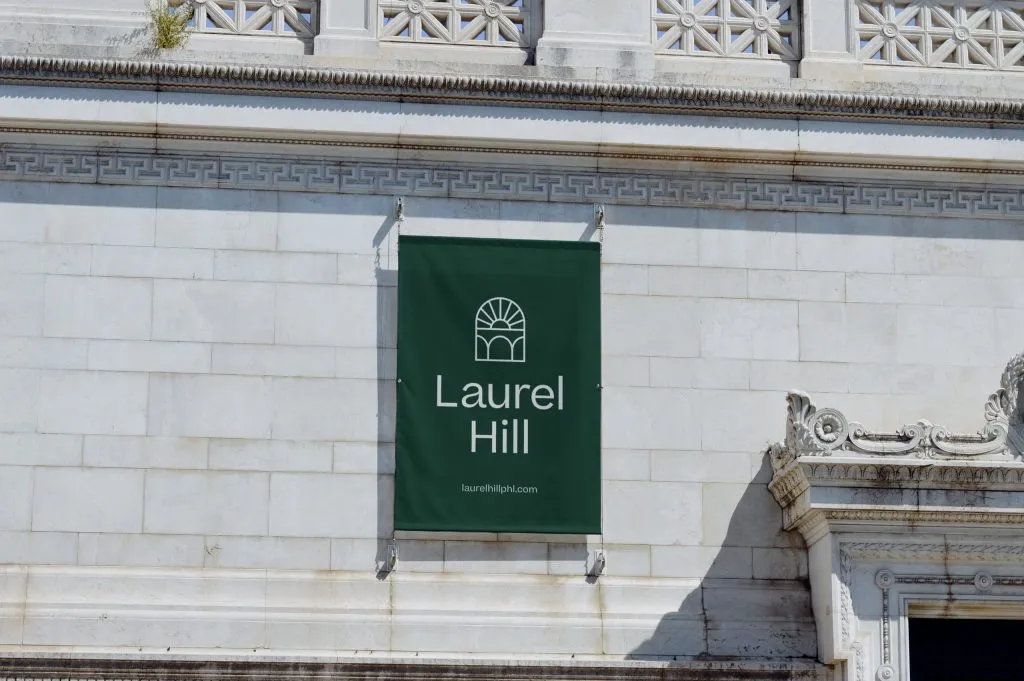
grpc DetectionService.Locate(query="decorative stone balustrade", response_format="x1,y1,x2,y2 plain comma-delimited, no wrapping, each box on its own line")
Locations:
378,0,534,47
653,0,800,61
170,0,318,38
9,0,1024,80
855,0,1024,70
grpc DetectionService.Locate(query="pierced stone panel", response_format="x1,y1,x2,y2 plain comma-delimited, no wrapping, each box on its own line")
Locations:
855,0,1024,70
170,0,318,38
653,0,800,61
379,0,534,47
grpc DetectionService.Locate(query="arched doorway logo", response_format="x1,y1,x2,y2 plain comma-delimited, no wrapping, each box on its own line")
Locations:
475,296,526,363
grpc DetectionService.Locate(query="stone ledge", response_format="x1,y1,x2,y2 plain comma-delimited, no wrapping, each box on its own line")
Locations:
0,55,1023,126
0,656,828,681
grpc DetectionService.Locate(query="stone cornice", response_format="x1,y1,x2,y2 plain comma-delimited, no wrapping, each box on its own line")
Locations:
1,55,1023,126
769,352,1024,539
0,656,826,681
770,459,1024,512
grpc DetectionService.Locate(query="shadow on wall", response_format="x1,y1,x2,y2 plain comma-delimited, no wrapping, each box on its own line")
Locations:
374,207,399,575
628,456,817,661
374,261,398,576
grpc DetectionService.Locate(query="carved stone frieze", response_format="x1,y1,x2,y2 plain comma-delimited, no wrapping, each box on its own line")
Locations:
842,541,1024,563
2,145,1024,222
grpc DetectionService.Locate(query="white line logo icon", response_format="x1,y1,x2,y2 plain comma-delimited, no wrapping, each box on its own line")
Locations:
475,297,526,363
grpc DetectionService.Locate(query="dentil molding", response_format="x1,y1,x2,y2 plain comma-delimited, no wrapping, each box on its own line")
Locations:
1,55,1024,126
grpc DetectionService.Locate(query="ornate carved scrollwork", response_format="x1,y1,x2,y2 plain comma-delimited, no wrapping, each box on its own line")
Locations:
772,356,1019,470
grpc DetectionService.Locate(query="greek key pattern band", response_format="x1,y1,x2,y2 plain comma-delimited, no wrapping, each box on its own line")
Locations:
2,145,1023,220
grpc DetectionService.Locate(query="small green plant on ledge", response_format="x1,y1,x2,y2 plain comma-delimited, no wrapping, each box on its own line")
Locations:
148,0,194,50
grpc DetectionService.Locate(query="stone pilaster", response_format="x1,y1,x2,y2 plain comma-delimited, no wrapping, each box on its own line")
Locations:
314,0,379,58
798,0,864,80
535,0,655,76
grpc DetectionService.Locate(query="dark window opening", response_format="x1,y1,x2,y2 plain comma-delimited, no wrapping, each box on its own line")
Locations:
910,617,1024,680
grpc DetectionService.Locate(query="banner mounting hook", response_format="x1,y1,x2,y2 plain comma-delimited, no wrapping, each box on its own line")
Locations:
385,542,399,573
393,197,405,258
587,550,606,579
395,196,405,230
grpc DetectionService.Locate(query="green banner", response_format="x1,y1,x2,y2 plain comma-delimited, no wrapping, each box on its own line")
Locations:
394,235,601,534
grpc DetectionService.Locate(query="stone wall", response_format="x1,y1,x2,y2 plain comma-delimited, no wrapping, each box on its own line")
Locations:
2,165,1021,659
0,0,1022,674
